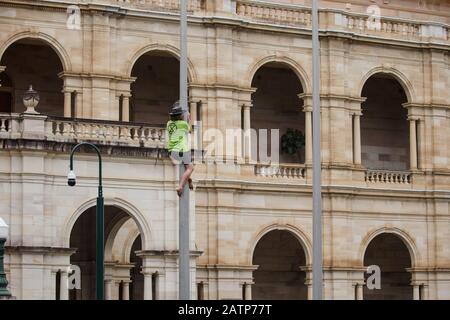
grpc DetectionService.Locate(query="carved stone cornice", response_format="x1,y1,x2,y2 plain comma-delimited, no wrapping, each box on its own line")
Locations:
0,138,167,160
57,71,137,83
5,245,76,255
0,1,448,50
136,250,203,258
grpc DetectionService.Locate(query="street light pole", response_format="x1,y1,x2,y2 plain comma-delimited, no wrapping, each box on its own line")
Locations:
311,0,323,300
68,142,104,300
179,0,190,300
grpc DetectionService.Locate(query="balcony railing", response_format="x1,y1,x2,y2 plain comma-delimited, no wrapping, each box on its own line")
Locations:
115,0,205,13
235,0,449,44
236,0,312,27
0,113,165,149
255,163,306,179
365,169,411,184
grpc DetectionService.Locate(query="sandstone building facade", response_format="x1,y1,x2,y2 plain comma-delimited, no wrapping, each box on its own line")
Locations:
0,0,449,300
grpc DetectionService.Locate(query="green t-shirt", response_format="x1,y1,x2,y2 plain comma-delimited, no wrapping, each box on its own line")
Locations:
166,120,190,152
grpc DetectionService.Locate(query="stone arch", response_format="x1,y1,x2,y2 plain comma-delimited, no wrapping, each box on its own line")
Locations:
0,31,71,71
126,43,197,83
123,229,141,264
63,197,152,251
358,66,415,103
106,218,140,263
359,227,419,268
104,215,132,262
246,55,311,93
249,223,312,266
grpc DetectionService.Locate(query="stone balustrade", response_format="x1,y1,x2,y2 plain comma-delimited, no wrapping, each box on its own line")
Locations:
255,163,306,179
0,113,166,149
0,113,20,139
339,13,421,39
365,169,411,184
115,0,204,12
47,118,165,148
236,0,312,27
235,1,449,44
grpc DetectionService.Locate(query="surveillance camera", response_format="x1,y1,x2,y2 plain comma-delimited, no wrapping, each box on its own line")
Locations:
67,170,76,187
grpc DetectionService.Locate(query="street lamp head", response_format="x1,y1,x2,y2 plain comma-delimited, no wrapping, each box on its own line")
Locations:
67,170,76,187
0,217,8,240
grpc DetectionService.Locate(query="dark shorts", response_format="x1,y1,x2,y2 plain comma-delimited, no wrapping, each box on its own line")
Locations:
170,151,192,165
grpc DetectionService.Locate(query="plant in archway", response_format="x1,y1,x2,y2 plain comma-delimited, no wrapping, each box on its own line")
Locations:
281,128,305,162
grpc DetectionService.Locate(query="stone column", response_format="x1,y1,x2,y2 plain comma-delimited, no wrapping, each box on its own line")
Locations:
63,91,72,118
75,91,83,119
422,284,428,300
143,272,153,300
304,106,313,164
409,118,418,170
413,284,420,300
190,101,197,123
353,113,362,165
122,96,130,122
59,271,69,300
356,283,364,300
244,283,252,300
105,279,113,300
242,104,252,161
307,283,313,300
122,282,130,300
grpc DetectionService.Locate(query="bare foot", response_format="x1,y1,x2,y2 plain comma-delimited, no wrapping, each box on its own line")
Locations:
188,178,194,190
176,186,183,197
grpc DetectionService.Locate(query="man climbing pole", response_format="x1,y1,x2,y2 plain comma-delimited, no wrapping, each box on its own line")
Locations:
167,100,194,197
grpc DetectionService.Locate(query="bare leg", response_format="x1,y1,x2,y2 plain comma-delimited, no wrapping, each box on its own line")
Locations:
176,164,194,196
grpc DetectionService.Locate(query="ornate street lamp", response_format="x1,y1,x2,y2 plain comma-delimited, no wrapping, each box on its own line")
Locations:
0,217,12,298
22,85,40,114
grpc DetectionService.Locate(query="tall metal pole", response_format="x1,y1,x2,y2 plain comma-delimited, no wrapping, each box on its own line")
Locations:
311,0,323,300
179,0,190,300
69,142,104,300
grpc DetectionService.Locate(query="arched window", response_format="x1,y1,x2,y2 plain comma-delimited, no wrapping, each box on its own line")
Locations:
363,233,413,300
251,62,305,163
252,230,307,300
361,74,409,170
0,38,64,115
130,51,184,125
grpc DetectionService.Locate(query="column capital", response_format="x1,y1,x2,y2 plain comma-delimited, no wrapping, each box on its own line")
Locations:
303,105,313,113
407,115,420,121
